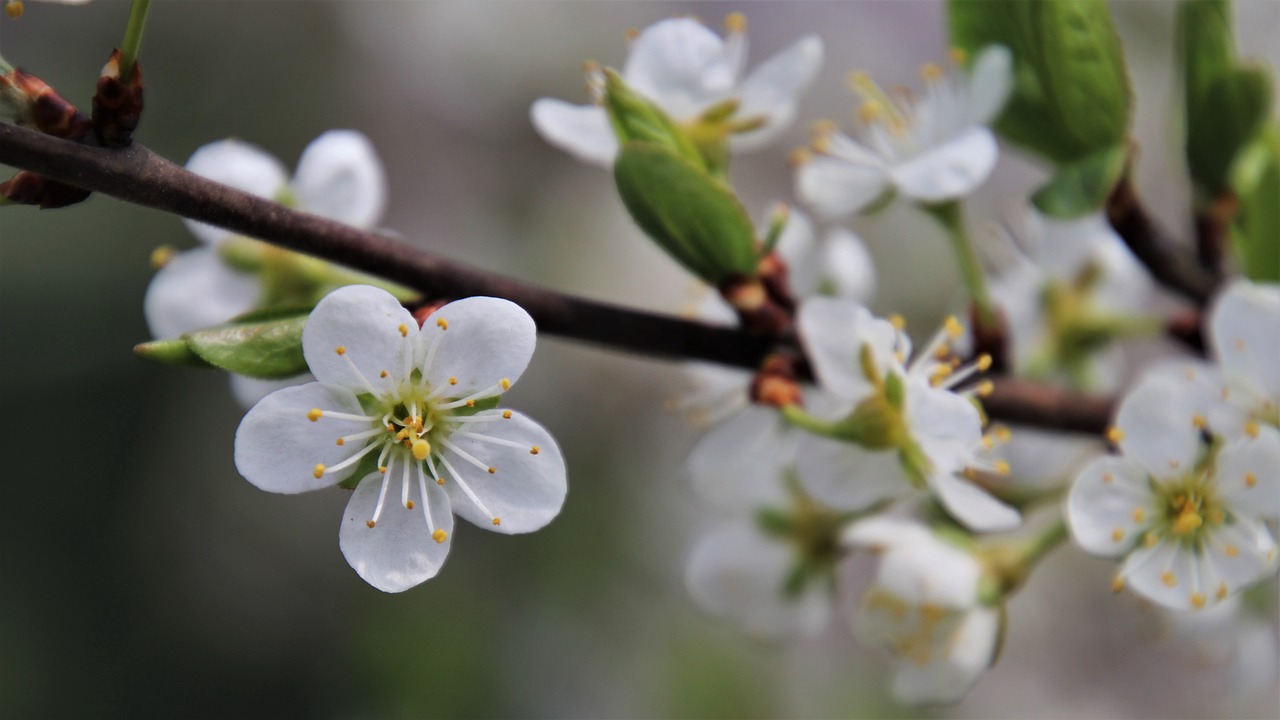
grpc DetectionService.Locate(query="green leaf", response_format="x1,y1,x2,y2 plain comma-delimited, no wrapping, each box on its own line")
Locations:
185,313,309,379
1177,0,1235,111
1187,65,1272,196
603,69,705,172
613,141,758,283
133,337,217,369
1031,144,1127,218
1232,129,1280,282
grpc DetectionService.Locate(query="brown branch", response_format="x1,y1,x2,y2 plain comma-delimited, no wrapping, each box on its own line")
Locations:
1106,174,1216,305
0,122,1116,434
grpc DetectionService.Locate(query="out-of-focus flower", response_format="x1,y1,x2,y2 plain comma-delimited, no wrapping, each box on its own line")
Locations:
531,14,823,167
1202,279,1280,440
792,298,1019,531
234,286,567,592
795,45,1012,219
844,515,1000,704
1068,369,1280,611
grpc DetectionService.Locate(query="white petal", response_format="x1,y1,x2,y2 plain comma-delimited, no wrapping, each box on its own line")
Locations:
1210,279,1280,406
1067,455,1154,556
965,45,1013,125
228,373,313,410
889,126,997,202
529,98,619,167
339,468,454,593
931,471,1021,532
797,297,898,401
906,383,984,473
302,285,417,390
1123,540,1202,610
772,204,816,269
419,296,537,398
623,18,733,119
843,514,939,550
732,35,824,151
438,410,566,534
686,406,792,511
685,520,830,639
1217,429,1280,518
891,607,999,704
234,382,370,494
183,139,289,245
1115,372,1203,477
821,228,877,304
292,130,387,229
143,247,259,339
1204,516,1280,596
795,155,889,221
795,435,905,511
875,534,982,607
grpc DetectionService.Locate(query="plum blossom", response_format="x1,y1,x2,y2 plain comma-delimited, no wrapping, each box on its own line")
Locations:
844,516,1000,704
796,45,1012,219
234,286,567,592
531,14,823,167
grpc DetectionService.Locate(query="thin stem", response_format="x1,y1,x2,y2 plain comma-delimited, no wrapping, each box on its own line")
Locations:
0,53,13,75
1106,173,1216,305
921,200,996,327
118,0,151,83
1017,517,1068,569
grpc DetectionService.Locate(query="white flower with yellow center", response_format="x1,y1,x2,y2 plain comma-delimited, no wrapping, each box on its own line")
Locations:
531,14,823,167
1203,279,1280,439
1068,370,1280,611
844,516,1000,704
234,285,567,592
795,45,1011,219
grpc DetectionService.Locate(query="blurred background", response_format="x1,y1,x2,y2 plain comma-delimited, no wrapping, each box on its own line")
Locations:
1,2,1277,717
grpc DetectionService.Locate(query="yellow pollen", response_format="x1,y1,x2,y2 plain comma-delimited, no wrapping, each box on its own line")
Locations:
436,317,449,330
810,119,838,137
1245,472,1258,488
1111,528,1124,542
982,435,996,450
976,354,993,371
944,316,963,339
948,47,967,65
487,467,496,474
466,399,476,408
502,410,512,419
994,426,1012,443
623,27,639,41
336,438,345,446
530,445,540,455
1192,414,1207,429
1111,574,1125,593
995,460,1011,475
492,518,502,526
789,147,813,166
1102,472,1114,484
406,500,415,510
975,380,994,397
857,101,885,124
380,370,389,378
1161,571,1177,587
1190,593,1206,609
1244,420,1260,438
449,376,457,385
379,466,387,474
1107,427,1126,443
724,11,746,32
437,477,445,486
432,529,448,543
313,464,325,479
1143,531,1159,547
1216,582,1229,600
888,313,907,330
1132,507,1146,524
1209,509,1224,524
335,346,346,356
963,467,978,480
1225,544,1239,557
366,520,376,529
811,135,833,154
307,408,323,422
398,323,408,337
6,1,26,19
921,62,943,81
149,245,175,269
847,70,875,93
412,439,431,461
1172,509,1203,535
500,378,511,391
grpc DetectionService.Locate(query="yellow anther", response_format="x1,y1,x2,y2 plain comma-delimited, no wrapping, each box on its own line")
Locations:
811,135,833,154
1209,509,1224,524
336,438,345,446
437,477,445,486
1143,531,1159,547
948,47,967,65
487,467,496,474
502,410,513,419
412,439,431,461
1245,472,1258,488
944,316,964,339
1111,574,1125,593
406,500,415,510
1192,414,1207,429
1184,367,1196,381
366,520,376,529
6,1,25,19
994,426,1012,443
398,323,409,337
530,445,540,455
432,529,448,543
379,466,387,474
995,460,1011,476
1111,528,1124,543
888,313,907,330
921,62,943,81
976,354,993,371
1190,593,1206,609
975,380,994,397
466,399,476,408
1215,582,1229,600
963,467,978,481
1132,507,1146,524
335,346,346,356
857,100,885,124
500,378,511,391
1244,420,1260,438
1225,544,1239,558
436,317,449,330
1107,427,1126,443
847,70,875,93
810,119,839,137
788,147,813,167
1161,571,1177,587
307,408,323,422
313,464,325,479
1102,472,1114,484
623,27,639,41
492,517,502,526
380,370,389,378
982,435,996,450
449,376,457,385
724,11,746,32
1172,510,1203,535
149,245,175,269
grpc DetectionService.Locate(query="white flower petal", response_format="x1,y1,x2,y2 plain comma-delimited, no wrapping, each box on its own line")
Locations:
685,520,830,639
843,514,938,550
931,471,1021,532
795,435,905,511
1067,455,1154,556
1210,279,1280,406
1216,429,1280,517
228,373,313,410
339,467,454,593
1122,540,1193,610
183,139,289,245
1115,372,1204,477
965,45,1013,125
143,247,259,339
302,285,417,390
529,98,619,167
234,382,369,494
1205,516,1280,596
419,296,537,398
889,126,997,202
875,533,982,607
732,35,824,151
796,155,889,221
292,130,387,229
891,607,999,704
797,297,897,401
772,204,816,270
438,410,566,534
686,406,792,511
821,228,877,304
623,18,733,119
907,382,984,473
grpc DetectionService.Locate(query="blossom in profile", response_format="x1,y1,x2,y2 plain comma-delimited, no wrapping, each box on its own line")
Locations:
795,45,1012,219
234,286,567,592
531,14,823,167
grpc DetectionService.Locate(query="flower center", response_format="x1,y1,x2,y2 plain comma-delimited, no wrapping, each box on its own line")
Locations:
1155,474,1225,547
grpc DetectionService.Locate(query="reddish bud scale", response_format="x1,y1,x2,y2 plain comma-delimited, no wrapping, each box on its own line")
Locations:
411,299,451,328
749,351,805,408
756,251,797,315
92,49,145,148
0,171,91,209
0,70,93,141
718,275,793,337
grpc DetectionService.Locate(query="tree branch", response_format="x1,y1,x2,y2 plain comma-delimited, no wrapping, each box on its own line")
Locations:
1106,173,1216,305
0,122,1114,434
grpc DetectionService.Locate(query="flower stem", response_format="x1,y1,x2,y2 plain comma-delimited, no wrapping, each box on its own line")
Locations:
1017,517,1068,569
119,0,152,83
0,53,13,75
921,200,996,327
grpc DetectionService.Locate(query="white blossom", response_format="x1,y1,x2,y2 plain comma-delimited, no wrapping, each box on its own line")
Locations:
234,286,567,592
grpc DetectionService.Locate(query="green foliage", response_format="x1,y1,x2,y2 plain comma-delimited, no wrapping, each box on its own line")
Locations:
183,311,309,379
1231,127,1280,281
132,337,216,369
1031,144,1128,218
602,69,706,172
613,141,759,283
949,0,1132,164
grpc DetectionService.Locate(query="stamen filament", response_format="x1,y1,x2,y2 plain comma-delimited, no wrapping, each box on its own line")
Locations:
436,452,497,521
339,349,384,399
454,430,529,450
322,437,384,475
437,437,495,474
415,462,436,533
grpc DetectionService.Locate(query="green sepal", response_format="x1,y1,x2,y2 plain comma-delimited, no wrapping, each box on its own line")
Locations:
756,507,795,538
185,312,309,380
133,337,217,369
1231,127,1280,282
1186,66,1272,197
613,141,758,283
603,69,705,172
1031,144,1127,218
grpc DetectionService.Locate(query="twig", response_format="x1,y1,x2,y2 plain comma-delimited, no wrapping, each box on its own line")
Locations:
1106,174,1216,305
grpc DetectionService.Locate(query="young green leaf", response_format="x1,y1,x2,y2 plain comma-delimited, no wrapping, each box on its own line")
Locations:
185,313,309,379
1031,144,1128,218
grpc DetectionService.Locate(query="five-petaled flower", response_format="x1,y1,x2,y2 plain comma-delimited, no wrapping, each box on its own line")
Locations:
234,285,567,592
